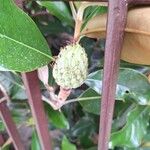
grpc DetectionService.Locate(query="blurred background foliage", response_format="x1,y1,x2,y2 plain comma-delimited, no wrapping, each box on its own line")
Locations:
0,0,150,149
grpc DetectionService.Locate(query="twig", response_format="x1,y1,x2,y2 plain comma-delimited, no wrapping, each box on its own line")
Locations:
0,84,10,103
65,96,100,104
69,2,77,20
31,11,50,17
42,94,101,109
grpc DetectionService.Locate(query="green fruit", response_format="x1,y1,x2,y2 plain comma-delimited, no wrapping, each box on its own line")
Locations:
53,43,88,89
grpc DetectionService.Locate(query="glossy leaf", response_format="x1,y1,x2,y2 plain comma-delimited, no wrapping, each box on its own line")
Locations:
70,117,97,148
38,1,74,27
0,71,26,99
45,103,69,129
10,85,27,100
62,136,76,150
113,101,132,119
122,129,150,149
71,117,96,137
31,130,41,150
112,101,134,132
0,71,15,94
82,6,107,30
140,131,150,149
86,68,150,105
79,88,100,115
110,106,150,148
0,0,53,72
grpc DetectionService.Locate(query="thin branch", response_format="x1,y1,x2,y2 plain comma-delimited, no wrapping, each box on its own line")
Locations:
1,137,12,149
42,95,101,110
69,2,77,20
0,84,10,103
31,11,50,17
65,96,100,104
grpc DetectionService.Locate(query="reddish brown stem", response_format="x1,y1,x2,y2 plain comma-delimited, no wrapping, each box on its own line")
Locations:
0,134,4,146
0,91,25,150
99,0,150,150
128,0,150,5
58,87,71,101
15,0,23,9
98,1,128,150
22,71,52,150
31,11,50,17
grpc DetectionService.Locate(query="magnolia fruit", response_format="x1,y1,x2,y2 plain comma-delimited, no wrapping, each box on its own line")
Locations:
53,44,88,89
81,7,150,65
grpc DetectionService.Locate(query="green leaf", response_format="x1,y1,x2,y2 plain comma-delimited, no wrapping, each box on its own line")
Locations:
10,85,27,100
113,101,132,119
79,88,100,115
45,103,69,129
85,147,97,150
112,101,134,132
123,128,150,149
62,136,76,150
31,130,41,150
37,19,68,36
71,117,96,137
0,71,14,94
123,148,150,150
0,119,5,131
110,106,150,148
0,0,53,72
0,71,26,99
70,117,96,148
1,145,10,150
82,6,107,30
80,37,96,65
86,68,150,105
37,1,74,27
11,109,27,124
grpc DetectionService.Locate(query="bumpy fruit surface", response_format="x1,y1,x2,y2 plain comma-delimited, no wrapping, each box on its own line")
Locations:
53,44,88,89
